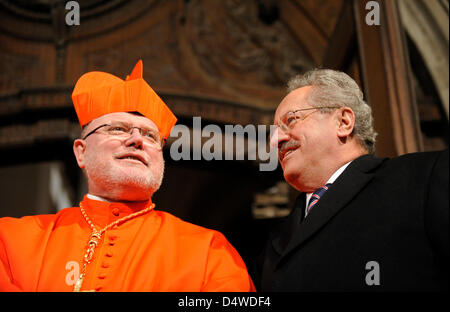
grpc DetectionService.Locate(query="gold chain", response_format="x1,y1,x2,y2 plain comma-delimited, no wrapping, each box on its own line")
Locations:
73,201,155,292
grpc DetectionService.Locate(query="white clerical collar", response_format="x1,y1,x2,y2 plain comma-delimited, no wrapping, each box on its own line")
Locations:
87,194,112,203
305,160,353,215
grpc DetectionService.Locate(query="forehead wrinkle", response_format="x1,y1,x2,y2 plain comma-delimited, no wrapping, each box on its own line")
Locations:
90,112,160,133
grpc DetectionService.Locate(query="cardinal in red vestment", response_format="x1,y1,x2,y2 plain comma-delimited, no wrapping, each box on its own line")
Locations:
0,61,255,292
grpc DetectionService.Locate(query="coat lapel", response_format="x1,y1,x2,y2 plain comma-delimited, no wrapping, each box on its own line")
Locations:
275,154,386,269
271,194,306,255
262,194,305,291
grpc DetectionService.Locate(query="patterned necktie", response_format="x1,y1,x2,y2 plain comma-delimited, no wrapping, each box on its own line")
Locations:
306,183,332,217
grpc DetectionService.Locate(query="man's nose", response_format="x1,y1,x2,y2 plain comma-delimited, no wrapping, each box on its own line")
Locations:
270,127,289,148
125,128,144,149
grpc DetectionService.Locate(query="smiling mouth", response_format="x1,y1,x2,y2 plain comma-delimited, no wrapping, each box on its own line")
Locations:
280,148,297,162
117,155,147,166
279,140,301,162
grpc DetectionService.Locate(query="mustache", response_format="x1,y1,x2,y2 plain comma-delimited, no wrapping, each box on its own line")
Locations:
279,140,300,155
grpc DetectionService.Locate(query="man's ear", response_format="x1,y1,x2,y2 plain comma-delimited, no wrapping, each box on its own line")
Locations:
73,139,87,169
336,107,356,138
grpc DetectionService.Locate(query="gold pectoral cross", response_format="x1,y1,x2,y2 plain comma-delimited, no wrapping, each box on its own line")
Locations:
85,231,101,263
73,230,102,292
73,273,85,292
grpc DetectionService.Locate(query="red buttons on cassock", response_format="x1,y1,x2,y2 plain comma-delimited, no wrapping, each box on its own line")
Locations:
98,275,106,279
108,235,118,241
106,252,113,257
101,263,110,268
112,208,120,216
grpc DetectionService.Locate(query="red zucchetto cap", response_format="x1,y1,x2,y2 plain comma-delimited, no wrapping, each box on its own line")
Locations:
72,60,177,139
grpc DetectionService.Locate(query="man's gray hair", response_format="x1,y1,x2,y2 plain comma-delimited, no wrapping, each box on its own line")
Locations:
287,68,377,154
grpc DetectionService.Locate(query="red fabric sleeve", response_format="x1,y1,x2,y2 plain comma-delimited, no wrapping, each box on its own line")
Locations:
201,231,256,292
0,236,21,291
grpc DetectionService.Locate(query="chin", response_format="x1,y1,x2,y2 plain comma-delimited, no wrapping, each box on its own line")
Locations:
122,173,162,193
283,165,308,192
282,157,297,177
109,180,161,202
85,158,165,201
283,169,298,186
89,172,164,201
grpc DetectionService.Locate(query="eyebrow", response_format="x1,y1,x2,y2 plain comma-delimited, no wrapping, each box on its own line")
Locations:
107,120,158,132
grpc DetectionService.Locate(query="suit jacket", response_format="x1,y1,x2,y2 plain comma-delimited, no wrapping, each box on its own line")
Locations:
256,150,449,291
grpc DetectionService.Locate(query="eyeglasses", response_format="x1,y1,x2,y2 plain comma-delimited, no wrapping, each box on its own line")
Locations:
275,106,339,134
82,122,165,150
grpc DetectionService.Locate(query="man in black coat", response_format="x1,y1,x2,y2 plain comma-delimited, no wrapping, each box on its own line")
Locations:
256,69,448,291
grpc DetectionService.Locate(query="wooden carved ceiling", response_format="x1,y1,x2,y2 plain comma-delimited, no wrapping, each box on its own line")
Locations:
0,0,344,151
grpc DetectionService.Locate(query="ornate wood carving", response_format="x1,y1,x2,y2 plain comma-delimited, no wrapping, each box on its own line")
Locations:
0,119,79,149
0,51,40,95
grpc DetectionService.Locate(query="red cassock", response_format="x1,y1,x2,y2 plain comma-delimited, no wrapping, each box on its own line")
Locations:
0,196,255,292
